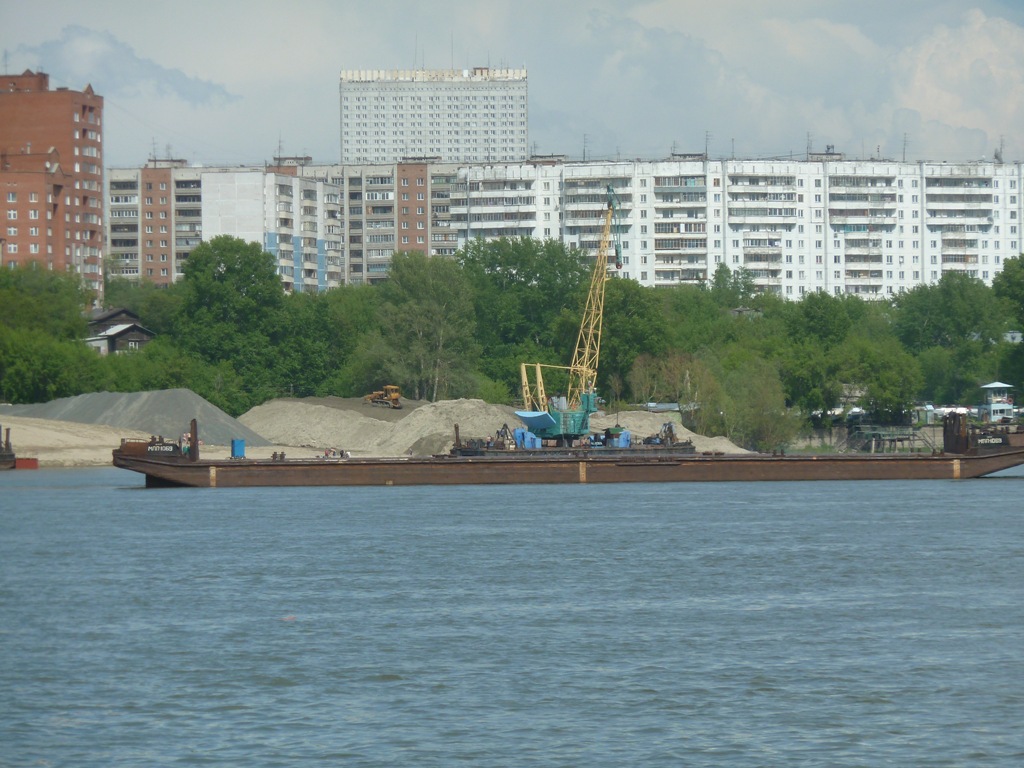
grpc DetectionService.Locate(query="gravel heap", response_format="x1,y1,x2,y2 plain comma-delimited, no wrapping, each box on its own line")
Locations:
0,389,270,447
240,397,746,457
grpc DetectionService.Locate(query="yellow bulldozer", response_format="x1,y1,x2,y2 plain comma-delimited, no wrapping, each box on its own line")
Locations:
364,384,403,409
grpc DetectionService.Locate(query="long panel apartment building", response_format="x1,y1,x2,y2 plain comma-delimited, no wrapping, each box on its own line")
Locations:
108,155,1023,298
447,155,1022,298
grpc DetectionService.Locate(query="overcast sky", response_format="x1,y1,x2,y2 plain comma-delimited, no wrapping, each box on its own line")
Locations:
3,0,1024,168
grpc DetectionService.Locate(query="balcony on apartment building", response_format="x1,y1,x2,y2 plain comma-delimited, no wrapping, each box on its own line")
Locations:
654,268,707,284
827,208,897,226
844,269,884,284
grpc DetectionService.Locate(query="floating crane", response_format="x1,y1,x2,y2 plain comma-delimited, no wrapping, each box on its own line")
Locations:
516,185,622,442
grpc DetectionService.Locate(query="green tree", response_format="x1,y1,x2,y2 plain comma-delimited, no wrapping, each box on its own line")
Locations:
458,237,590,391
893,272,1007,352
992,255,1024,329
174,236,286,410
593,276,669,397
0,326,102,403
708,263,756,308
0,263,92,339
103,275,183,335
723,355,803,451
376,251,479,401
839,338,923,423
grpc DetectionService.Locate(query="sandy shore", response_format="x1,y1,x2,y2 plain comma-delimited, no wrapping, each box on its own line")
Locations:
2,397,745,469
0,415,303,468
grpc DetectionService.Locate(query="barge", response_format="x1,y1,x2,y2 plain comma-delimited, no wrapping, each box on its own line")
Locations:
111,415,1024,488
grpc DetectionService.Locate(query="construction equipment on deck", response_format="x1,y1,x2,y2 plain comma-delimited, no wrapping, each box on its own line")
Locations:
364,385,403,409
518,185,622,442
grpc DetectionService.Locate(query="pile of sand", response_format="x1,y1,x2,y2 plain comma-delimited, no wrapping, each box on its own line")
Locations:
238,398,522,457
1,390,746,467
1,389,269,446
240,397,746,457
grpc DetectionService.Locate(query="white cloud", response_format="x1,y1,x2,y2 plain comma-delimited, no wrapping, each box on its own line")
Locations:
1,1,1022,165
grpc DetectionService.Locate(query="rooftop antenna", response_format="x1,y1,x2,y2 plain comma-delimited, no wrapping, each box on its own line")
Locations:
583,133,588,162
902,132,908,162
806,131,813,158
705,130,711,158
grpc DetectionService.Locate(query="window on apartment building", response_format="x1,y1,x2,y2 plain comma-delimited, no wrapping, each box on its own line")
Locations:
6,210,16,220
5,192,15,202
5,226,14,236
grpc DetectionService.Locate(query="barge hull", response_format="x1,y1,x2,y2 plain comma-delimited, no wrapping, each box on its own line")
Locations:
112,448,1024,488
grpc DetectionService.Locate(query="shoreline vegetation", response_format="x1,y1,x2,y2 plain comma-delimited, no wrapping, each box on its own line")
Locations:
5,240,1024,458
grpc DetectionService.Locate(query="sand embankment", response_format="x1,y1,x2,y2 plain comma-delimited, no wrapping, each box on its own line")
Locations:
1,391,745,468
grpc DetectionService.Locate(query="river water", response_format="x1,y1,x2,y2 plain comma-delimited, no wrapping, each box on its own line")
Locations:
2,467,1022,766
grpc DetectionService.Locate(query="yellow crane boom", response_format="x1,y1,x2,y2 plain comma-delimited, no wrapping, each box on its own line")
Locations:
518,185,621,439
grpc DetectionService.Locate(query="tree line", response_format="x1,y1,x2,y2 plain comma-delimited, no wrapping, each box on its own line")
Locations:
3,234,1024,451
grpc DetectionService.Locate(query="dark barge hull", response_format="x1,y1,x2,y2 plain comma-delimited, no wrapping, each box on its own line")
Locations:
112,446,1024,488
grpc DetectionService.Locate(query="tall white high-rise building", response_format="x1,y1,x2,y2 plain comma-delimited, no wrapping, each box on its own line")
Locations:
339,67,528,165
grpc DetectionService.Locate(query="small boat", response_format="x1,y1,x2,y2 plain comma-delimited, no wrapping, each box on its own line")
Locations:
111,415,1024,488
1,425,16,470
0,425,39,470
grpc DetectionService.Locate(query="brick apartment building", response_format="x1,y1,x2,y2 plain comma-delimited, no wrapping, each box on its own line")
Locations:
0,70,105,299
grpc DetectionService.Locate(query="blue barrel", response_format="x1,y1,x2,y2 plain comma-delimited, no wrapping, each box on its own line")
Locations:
231,439,246,458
